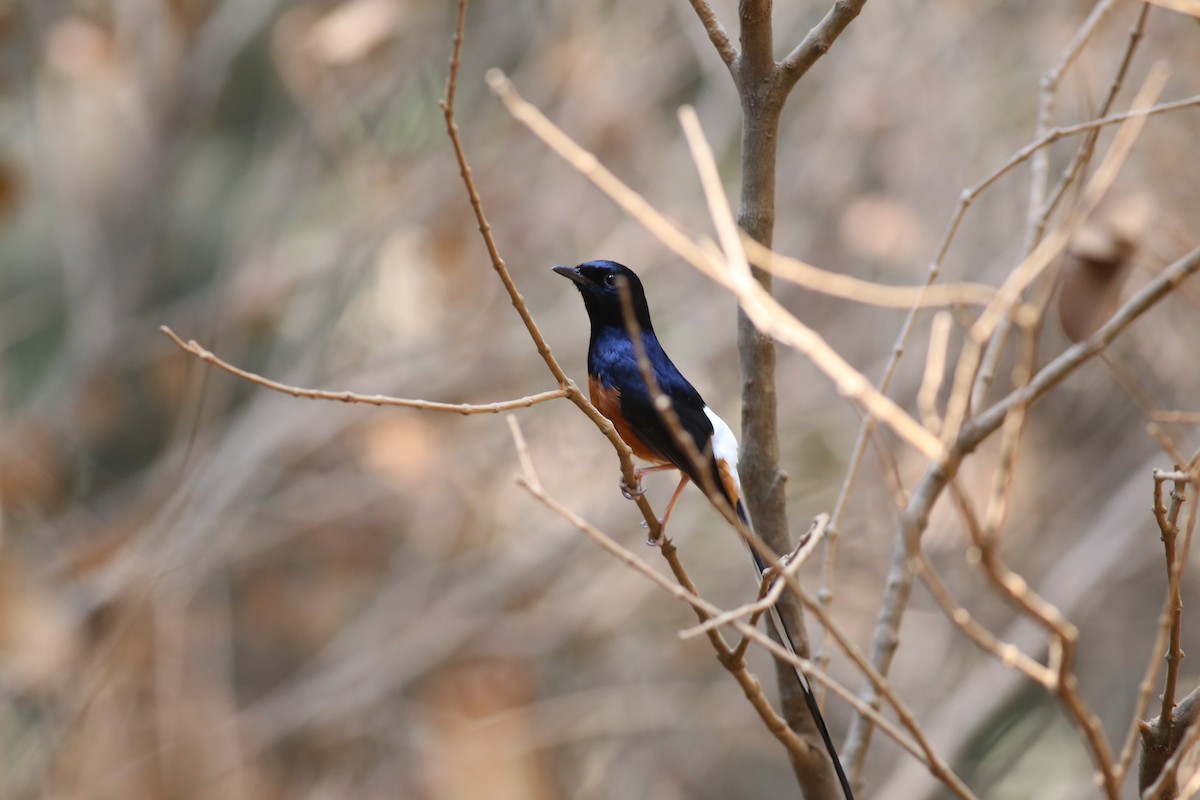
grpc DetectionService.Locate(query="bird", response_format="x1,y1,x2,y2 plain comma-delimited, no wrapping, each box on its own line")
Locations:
553,259,853,800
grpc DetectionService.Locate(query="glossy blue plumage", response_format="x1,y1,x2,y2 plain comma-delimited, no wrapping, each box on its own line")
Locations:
553,259,854,800
571,266,723,496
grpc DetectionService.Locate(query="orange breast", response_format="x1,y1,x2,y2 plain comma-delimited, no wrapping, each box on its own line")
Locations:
589,376,668,464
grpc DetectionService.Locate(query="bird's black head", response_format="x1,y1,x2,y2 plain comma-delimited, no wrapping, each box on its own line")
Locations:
552,260,655,333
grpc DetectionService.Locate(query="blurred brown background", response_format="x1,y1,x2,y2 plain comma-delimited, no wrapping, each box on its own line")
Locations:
1,1,1198,798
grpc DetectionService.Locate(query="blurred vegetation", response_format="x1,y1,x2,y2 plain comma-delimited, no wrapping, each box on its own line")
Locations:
0,0,1197,798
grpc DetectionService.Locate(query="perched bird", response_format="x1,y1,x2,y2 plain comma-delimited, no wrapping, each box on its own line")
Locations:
553,259,853,799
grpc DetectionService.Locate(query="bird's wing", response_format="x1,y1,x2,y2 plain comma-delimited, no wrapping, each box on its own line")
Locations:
612,357,738,505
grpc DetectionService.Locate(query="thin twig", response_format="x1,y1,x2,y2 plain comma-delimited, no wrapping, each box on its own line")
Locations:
742,238,1004,310
491,76,946,462
1154,474,1187,730
917,312,951,434
973,1,1148,409
948,475,1121,797
1143,688,1200,799
1103,353,1190,466
778,543,980,800
508,417,715,629
971,242,1200,441
680,515,829,639
980,285,1045,542
955,90,1199,240
941,64,1170,448
1120,599,1179,783
507,417,925,773
1029,0,1117,242
685,0,737,68
677,105,945,463
845,238,1200,777
440,0,663,539
912,553,1055,685
778,1,870,95
1154,411,1200,424
849,65,1186,759
730,569,778,665
1039,3,1151,232
1142,0,1200,17
159,326,567,414
1133,462,1197,794
908,73,1197,430
819,217,958,694
614,279,737,542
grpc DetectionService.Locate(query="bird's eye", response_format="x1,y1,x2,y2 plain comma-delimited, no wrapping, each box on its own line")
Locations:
604,273,618,287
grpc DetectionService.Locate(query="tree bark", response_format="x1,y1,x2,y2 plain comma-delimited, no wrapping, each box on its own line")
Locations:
735,69,845,798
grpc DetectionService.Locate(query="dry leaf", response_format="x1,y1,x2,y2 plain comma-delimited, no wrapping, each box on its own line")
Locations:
1057,193,1150,342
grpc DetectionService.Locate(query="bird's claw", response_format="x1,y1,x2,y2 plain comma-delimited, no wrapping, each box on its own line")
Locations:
642,517,670,547
620,475,646,500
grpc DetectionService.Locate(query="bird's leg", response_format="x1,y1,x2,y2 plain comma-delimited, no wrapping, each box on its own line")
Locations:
647,473,690,547
620,463,675,500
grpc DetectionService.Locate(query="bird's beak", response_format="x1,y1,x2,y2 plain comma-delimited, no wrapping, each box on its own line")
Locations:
551,265,588,286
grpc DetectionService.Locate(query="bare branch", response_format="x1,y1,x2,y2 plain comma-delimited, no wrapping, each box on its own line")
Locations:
819,210,961,693
736,0,775,84
957,90,1200,231
846,240,1200,774
1121,600,1180,784
1103,354,1190,466
508,417,707,619
507,417,922,774
1142,688,1200,799
949,476,1121,797
778,1,870,95
486,72,715,277
970,242,1200,441
441,3,664,539
159,326,568,414
680,515,829,639
917,312,951,434
1135,461,1198,796
912,553,1055,685
1038,3,1151,233
1143,0,1200,18
1028,0,1119,244
1154,473,1189,726
940,64,1170,445
974,1,1148,408
530,87,1200,776
919,85,1200,424
685,0,737,68
774,543,979,800
742,237,1005,311
676,106,946,463
489,81,947,463
1154,411,1200,424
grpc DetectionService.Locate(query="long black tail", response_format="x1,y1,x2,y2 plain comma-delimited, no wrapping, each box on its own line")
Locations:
737,501,855,800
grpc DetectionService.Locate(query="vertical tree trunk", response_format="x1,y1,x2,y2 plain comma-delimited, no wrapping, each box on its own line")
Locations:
737,84,844,799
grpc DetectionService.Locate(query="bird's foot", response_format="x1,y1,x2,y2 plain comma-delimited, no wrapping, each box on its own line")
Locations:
642,518,670,547
645,530,670,548
620,475,646,500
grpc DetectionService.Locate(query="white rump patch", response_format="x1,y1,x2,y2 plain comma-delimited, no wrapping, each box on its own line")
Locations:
704,406,742,491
